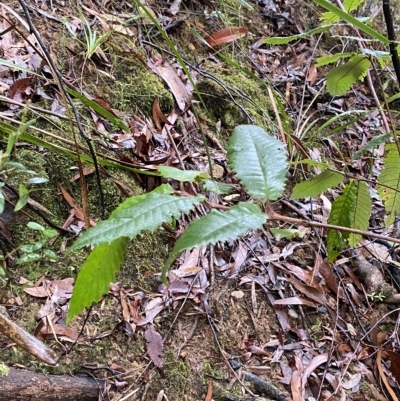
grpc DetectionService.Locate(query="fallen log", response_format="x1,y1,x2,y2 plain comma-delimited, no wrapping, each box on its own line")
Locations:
0,367,106,401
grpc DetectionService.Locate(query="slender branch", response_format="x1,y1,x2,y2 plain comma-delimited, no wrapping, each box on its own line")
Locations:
268,210,400,245
383,0,400,88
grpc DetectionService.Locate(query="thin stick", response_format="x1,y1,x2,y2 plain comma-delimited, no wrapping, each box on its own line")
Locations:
268,210,400,245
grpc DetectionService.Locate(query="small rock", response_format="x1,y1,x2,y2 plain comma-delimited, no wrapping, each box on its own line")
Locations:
231,290,244,299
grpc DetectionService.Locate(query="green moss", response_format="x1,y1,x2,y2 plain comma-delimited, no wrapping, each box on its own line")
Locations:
196,68,274,138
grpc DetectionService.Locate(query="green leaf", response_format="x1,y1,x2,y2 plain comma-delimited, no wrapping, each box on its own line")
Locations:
158,166,207,182
14,184,29,211
326,56,370,96
313,0,390,44
227,125,287,201
43,249,59,261
163,202,266,281
291,170,343,199
348,181,372,246
67,88,130,133
0,59,42,77
16,253,41,264
316,53,356,67
263,25,332,44
352,133,391,160
69,184,204,250
27,177,48,185
202,180,234,195
43,229,58,238
0,190,4,214
361,48,390,59
4,161,36,174
378,143,400,225
270,228,306,239
67,238,128,323
27,222,45,231
320,0,364,24
327,181,357,261
20,240,45,252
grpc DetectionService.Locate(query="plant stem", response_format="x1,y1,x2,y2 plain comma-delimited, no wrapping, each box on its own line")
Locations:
267,210,400,245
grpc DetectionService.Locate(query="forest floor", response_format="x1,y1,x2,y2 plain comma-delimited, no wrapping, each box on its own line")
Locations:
0,0,400,400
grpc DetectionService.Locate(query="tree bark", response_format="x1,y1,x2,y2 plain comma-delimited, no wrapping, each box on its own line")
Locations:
0,368,105,401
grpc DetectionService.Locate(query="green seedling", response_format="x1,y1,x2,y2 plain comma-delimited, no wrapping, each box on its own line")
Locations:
77,17,111,59
367,291,386,302
16,222,58,265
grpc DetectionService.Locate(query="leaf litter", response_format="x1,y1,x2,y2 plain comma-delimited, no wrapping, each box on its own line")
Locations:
1,0,400,400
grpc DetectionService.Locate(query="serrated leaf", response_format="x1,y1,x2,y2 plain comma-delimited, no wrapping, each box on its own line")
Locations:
202,180,234,195
162,202,266,281
158,166,207,182
327,181,357,261
352,133,391,160
348,181,372,246
316,53,356,67
313,0,389,44
69,184,204,250
326,56,370,96
291,170,343,200
320,0,364,23
67,238,128,323
378,143,400,225
227,125,287,201
263,25,332,44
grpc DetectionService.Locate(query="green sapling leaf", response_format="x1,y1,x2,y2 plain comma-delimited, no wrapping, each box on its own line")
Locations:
327,181,357,261
158,166,207,182
67,238,128,323
326,55,370,96
69,184,204,250
291,170,343,199
227,125,287,202
162,202,266,281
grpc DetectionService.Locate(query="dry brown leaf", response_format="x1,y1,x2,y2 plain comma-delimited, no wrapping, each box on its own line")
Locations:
39,323,81,342
207,27,248,46
144,326,164,369
205,380,213,401
385,350,400,383
148,60,190,111
274,297,318,308
319,258,347,302
301,353,328,385
152,98,171,131
24,286,49,298
229,241,248,277
59,185,96,226
286,276,327,305
7,77,32,103
93,96,117,116
290,370,303,401
70,166,95,182
306,64,317,85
